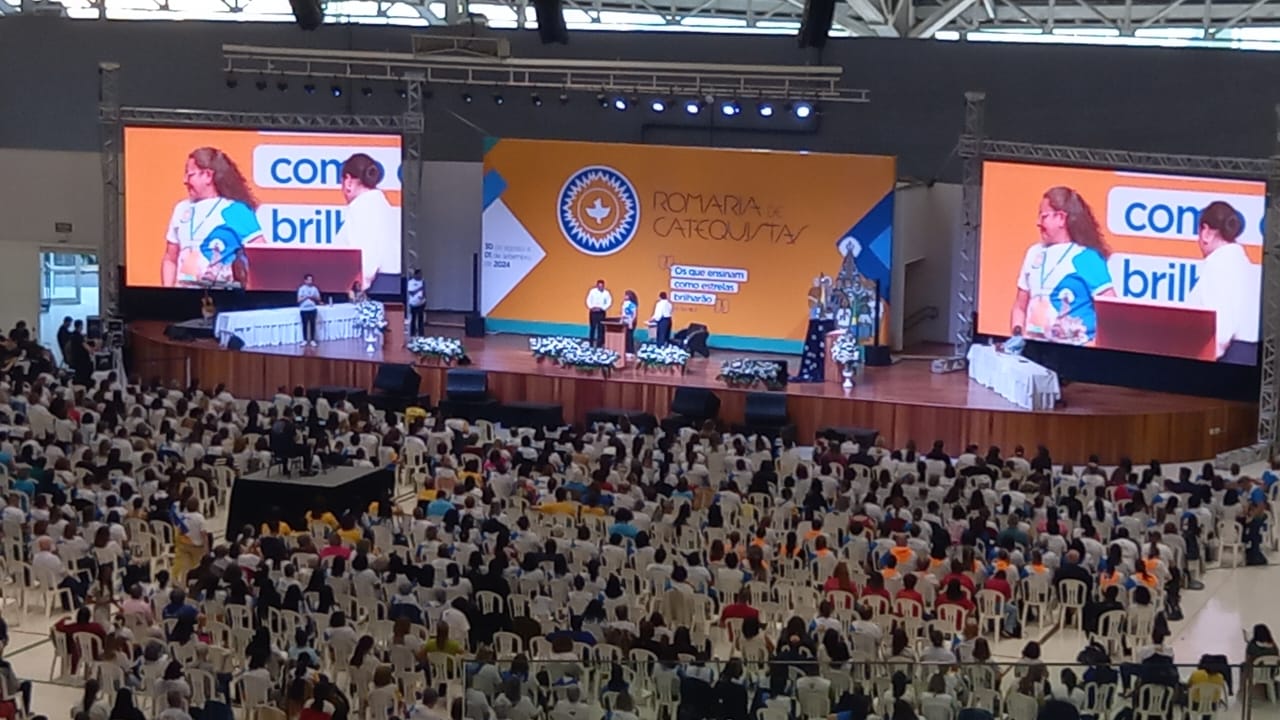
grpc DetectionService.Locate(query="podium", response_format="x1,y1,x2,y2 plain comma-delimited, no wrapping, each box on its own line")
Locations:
602,319,629,369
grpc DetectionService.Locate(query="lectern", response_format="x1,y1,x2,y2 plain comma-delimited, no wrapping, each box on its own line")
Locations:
601,319,629,369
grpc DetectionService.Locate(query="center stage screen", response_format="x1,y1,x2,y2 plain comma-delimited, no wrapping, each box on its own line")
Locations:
977,161,1264,365
124,128,403,294
481,139,896,353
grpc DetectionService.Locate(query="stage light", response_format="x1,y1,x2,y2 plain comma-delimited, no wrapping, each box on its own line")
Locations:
650,98,667,113
531,93,543,107
720,100,741,116
493,93,505,105
396,87,407,99
225,75,238,89
757,102,774,117
596,93,608,109
613,97,629,111
360,86,373,97
792,101,814,119
303,82,316,95
277,80,289,92
684,99,703,115
558,92,570,104
255,78,268,91
461,92,473,104
329,84,343,97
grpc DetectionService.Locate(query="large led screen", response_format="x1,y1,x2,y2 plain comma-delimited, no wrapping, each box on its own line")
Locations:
978,161,1264,365
124,128,403,294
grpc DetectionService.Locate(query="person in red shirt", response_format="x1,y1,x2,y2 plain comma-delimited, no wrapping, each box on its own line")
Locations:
719,588,760,625
984,568,1015,600
939,559,976,595
54,607,107,672
861,571,891,601
896,573,925,606
936,578,975,615
823,562,860,597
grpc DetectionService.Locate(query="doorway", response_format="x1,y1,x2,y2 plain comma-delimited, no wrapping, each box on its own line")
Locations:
39,249,99,363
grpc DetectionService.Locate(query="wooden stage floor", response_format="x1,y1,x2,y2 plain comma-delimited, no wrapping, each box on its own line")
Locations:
130,321,1257,463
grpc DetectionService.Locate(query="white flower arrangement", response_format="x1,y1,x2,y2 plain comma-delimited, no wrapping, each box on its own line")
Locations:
636,343,690,371
407,336,467,364
529,336,583,362
528,336,618,373
716,358,785,390
830,333,863,366
354,300,388,331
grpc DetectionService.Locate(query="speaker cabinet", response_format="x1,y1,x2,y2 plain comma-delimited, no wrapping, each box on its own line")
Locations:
745,392,788,427
227,335,245,351
670,387,720,420
373,364,421,397
464,315,486,338
446,369,489,401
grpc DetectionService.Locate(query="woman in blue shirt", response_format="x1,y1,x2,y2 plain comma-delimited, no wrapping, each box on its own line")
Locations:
621,290,638,356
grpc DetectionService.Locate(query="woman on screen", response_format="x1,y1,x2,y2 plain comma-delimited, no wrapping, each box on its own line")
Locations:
161,147,264,288
335,153,398,294
1191,201,1260,364
1010,186,1115,345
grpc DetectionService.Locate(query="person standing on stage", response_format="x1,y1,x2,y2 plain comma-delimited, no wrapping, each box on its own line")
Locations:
649,291,674,346
621,290,639,357
407,269,427,337
586,279,612,347
297,273,322,348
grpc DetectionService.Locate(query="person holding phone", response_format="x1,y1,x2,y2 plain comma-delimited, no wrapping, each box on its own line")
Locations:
1010,186,1115,345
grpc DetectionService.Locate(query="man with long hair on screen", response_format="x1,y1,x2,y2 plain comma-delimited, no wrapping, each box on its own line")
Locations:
1010,186,1115,345
161,147,265,288
335,153,398,293
1192,200,1260,364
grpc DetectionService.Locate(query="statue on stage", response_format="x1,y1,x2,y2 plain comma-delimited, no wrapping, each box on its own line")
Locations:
833,235,882,341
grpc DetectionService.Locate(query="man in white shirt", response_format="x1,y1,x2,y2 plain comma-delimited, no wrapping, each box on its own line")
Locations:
296,273,323,347
649,291,674,345
407,268,427,337
585,279,612,347
32,536,86,608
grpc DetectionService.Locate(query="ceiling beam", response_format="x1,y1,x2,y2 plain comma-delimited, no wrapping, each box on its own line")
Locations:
909,0,976,36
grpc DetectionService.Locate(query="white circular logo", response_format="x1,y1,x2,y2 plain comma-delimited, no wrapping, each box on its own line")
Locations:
558,166,640,256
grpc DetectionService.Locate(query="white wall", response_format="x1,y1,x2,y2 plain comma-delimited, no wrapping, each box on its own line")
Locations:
892,182,964,349
0,148,103,341
418,161,483,312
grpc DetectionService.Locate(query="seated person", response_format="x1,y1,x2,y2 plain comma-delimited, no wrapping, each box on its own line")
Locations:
270,409,315,475
1001,326,1027,355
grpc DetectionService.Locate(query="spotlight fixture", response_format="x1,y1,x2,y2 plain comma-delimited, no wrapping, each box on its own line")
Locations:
757,102,774,117
792,101,814,119
360,86,373,97
720,100,741,117
613,97,629,111
650,98,667,113
303,82,316,95
396,87,408,99
531,93,543,107
493,93,505,106
255,78,268,91
596,93,608,109
462,92,473,104
684,99,703,115
329,84,343,97
558,92,570,104
225,75,238,89
276,80,289,92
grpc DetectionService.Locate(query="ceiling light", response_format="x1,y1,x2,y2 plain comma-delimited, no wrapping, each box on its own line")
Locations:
792,101,814,119
360,86,373,97
684,100,703,115
650,99,667,113
493,93,505,105
329,84,343,97
613,97,629,111
225,75,238,89
720,100,741,117
757,102,774,117
276,80,289,92
531,93,543,107
303,82,316,95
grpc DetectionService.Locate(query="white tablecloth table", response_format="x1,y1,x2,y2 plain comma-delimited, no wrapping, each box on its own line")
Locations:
214,304,362,348
966,344,1061,410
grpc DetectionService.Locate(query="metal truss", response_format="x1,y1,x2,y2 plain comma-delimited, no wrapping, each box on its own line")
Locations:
99,61,122,320
953,90,984,363
402,71,424,281
1256,107,1280,457
223,41,870,103
977,141,1271,177
109,106,407,130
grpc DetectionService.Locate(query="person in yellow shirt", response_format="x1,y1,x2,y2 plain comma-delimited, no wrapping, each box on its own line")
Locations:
305,505,339,531
336,514,364,545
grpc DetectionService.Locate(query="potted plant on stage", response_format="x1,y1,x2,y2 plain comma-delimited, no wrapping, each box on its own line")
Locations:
407,336,467,367
830,333,863,390
529,336,581,363
717,358,785,390
558,343,620,377
636,343,690,375
355,301,389,354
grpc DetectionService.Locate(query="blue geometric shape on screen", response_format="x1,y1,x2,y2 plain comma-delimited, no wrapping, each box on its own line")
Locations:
483,136,501,154
839,190,895,296
482,170,507,211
